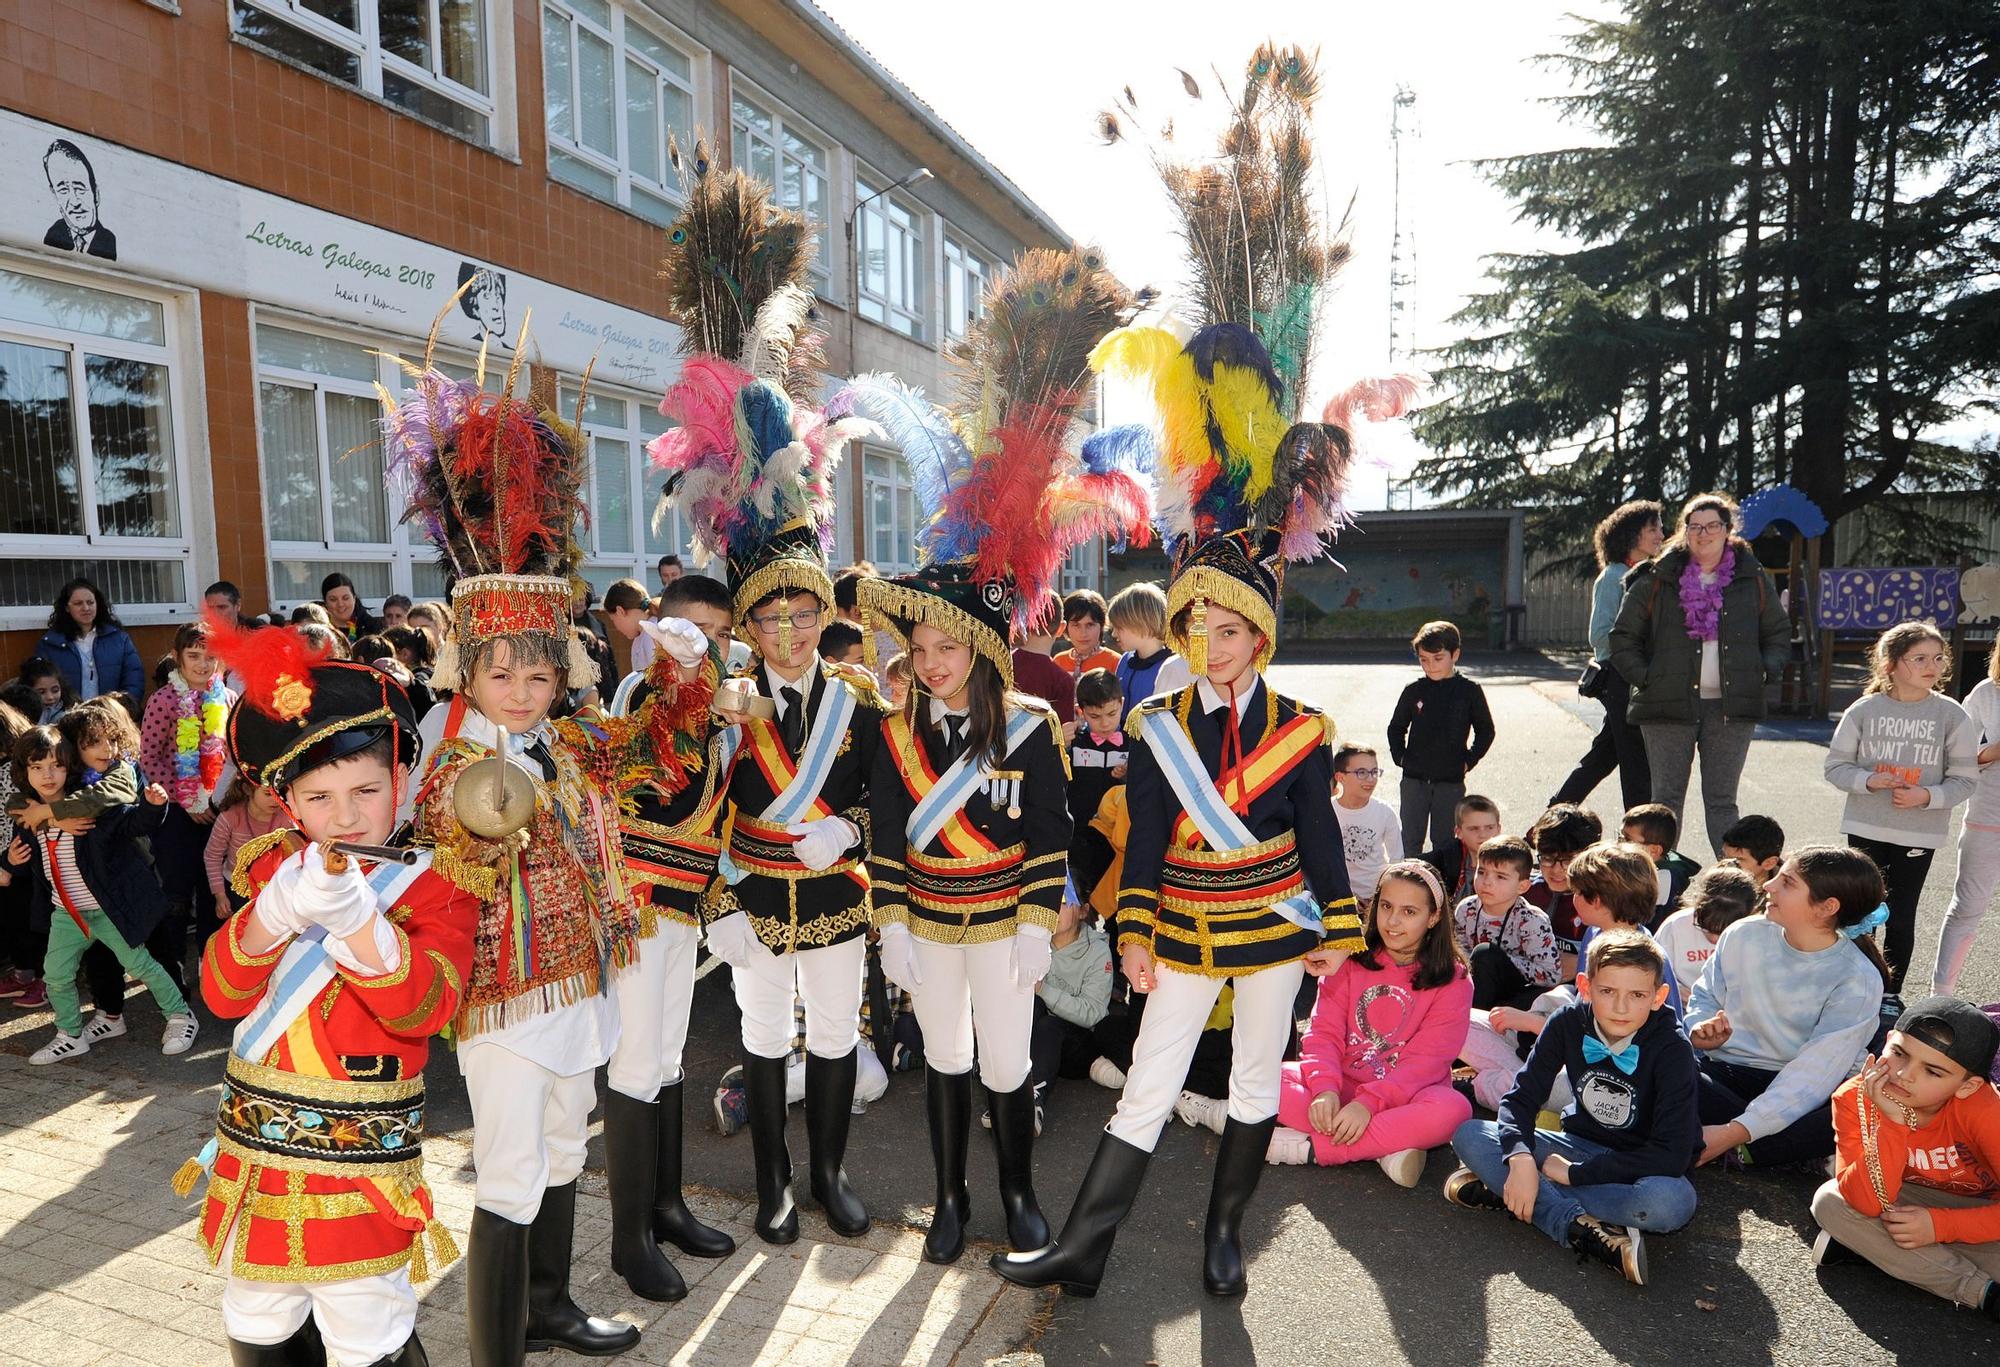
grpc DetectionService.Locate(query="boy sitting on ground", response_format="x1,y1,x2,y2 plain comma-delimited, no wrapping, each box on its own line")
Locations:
1719,814,1784,889
1452,835,1559,1013
1621,802,1702,929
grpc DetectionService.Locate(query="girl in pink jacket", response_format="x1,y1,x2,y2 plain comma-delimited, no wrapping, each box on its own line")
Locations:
1181,859,1472,1186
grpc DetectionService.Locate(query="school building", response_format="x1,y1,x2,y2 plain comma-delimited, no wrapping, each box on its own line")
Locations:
0,0,1090,666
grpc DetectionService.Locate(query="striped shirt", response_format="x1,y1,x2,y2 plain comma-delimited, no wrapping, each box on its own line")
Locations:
38,829,102,919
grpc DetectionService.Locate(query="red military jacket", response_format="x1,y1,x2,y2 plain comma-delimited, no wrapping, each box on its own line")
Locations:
187,832,477,1283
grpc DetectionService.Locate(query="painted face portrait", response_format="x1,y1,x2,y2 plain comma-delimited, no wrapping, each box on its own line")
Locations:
457,264,508,345
47,150,96,236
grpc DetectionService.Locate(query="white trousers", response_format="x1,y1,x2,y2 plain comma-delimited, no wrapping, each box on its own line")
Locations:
222,1252,413,1366
786,1046,889,1107
1108,960,1305,1152
460,1043,597,1223
608,919,699,1101
1934,822,2000,995
1459,1014,1574,1114
733,935,866,1060
907,936,1035,1092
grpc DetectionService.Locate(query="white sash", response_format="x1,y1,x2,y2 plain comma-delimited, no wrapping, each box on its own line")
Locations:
763,673,856,824
1144,712,1323,934
230,852,433,1065
907,709,1043,851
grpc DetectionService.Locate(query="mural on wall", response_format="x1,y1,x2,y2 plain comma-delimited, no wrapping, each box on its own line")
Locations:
40,139,116,260
1815,567,1960,631
1283,544,1501,642
456,262,510,351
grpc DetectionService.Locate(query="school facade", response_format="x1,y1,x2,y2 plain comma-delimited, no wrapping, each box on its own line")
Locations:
0,0,1088,666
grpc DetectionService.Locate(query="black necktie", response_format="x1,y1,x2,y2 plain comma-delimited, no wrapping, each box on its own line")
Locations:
780,686,805,755
943,714,968,763
523,739,556,783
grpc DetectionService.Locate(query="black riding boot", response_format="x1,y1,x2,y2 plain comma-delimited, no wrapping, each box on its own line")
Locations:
465,1206,530,1367
654,1079,735,1258
229,1316,326,1366
365,1334,429,1366
987,1080,1050,1253
804,1048,870,1236
1203,1116,1277,1297
988,1130,1149,1297
923,1067,973,1264
525,1181,642,1356
742,1050,799,1244
603,1088,687,1302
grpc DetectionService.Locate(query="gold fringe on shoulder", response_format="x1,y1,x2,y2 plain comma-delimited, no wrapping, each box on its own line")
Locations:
229,829,305,899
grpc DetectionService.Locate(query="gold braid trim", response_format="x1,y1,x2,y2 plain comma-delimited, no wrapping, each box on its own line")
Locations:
1167,565,1278,672
734,561,834,629
427,844,498,901
375,951,456,1033
858,577,1015,690
259,708,395,792
230,830,306,899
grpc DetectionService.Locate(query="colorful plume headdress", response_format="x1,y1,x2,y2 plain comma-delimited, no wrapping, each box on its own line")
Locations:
380,293,597,691
647,139,875,650
1092,44,1425,670
839,246,1158,687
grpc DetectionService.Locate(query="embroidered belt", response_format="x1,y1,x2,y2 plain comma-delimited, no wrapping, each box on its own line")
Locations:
729,812,861,881
219,1053,426,1172
1159,831,1306,914
907,842,1025,915
624,825,724,889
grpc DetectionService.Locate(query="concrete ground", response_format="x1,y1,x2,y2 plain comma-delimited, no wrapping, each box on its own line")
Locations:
1,651,1995,1365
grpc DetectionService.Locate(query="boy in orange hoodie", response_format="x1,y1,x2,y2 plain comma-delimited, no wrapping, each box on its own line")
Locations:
1811,996,2000,1319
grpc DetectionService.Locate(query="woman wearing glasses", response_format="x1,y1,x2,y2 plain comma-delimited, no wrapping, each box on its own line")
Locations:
1609,492,1792,857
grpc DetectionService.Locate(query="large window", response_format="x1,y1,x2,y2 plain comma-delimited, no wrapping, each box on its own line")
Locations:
731,85,833,287
942,235,991,343
542,1,698,227
857,173,927,340
0,267,193,621
862,447,918,572
231,1,496,144
562,384,687,594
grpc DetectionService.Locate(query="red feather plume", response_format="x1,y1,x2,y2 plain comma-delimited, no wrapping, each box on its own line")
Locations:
205,611,331,720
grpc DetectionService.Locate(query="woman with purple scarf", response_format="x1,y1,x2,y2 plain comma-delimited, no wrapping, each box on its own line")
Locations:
1609,492,1792,856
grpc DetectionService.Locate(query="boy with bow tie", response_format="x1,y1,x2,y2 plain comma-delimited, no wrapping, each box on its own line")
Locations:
1445,928,1701,1287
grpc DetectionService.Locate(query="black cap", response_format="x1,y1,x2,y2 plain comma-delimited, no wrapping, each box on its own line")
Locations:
1894,997,2000,1079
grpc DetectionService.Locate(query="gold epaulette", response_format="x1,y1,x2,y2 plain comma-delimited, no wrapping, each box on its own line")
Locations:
823,659,889,710
1282,696,1336,749
229,828,307,899
1127,693,1177,746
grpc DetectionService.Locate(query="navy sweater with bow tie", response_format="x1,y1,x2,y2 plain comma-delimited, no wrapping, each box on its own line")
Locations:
1499,1000,1702,1185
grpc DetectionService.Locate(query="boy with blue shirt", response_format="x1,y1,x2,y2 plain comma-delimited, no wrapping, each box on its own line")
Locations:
1446,929,1700,1286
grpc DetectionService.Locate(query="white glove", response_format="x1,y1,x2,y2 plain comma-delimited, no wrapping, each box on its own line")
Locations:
294,846,378,940
705,911,758,970
251,856,309,942
787,817,858,872
878,922,923,990
1010,923,1053,990
640,616,710,671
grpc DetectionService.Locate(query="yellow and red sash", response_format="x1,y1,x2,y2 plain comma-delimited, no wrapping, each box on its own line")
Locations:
1169,711,1325,850
741,717,838,823
883,714,999,858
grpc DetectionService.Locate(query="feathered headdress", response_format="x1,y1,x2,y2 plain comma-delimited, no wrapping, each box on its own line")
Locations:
843,246,1156,686
381,295,597,691
648,140,875,654
1093,45,1424,670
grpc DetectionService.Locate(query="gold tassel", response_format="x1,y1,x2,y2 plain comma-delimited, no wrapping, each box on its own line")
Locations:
428,1217,461,1275
779,609,794,665
171,1157,205,1199
1188,596,1209,674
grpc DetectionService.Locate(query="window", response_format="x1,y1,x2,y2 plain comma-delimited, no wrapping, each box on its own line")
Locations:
0,267,194,620
542,1,698,227
942,235,991,343
731,85,833,287
863,447,918,572
564,384,686,592
857,173,927,340
231,1,495,144
1061,537,1106,595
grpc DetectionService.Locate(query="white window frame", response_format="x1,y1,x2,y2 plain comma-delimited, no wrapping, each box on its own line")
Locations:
232,0,499,144
541,1,702,225
0,262,199,628
942,233,991,344
731,78,835,289
559,381,688,590
861,445,919,573
856,166,928,341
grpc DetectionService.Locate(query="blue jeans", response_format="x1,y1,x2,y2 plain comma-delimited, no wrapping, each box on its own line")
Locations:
1451,1119,1697,1247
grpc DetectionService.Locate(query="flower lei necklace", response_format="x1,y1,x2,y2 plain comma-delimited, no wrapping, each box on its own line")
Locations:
1678,547,1736,643
171,669,229,812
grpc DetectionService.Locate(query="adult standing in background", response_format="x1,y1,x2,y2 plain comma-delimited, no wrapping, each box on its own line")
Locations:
1610,492,1790,856
317,572,381,644
1552,501,1662,811
35,577,145,701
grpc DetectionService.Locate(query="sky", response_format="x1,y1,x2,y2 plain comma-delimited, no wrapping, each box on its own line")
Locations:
815,0,1617,508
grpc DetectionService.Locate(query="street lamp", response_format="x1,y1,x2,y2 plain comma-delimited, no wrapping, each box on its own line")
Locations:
844,165,932,556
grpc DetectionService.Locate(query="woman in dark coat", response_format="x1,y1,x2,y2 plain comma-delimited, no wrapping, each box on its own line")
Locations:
35,578,145,701
1609,492,1791,856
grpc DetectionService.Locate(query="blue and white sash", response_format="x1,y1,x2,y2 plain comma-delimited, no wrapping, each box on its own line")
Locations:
763,675,856,824
231,852,433,1065
1143,716,1323,934
907,709,1043,851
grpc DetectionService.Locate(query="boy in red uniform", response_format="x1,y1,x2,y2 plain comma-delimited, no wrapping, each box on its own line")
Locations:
179,625,479,1366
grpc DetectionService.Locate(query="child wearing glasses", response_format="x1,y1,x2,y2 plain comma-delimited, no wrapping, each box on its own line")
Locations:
1333,742,1402,903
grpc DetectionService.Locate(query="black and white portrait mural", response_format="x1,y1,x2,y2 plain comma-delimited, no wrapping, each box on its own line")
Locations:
41,139,116,260
456,262,509,349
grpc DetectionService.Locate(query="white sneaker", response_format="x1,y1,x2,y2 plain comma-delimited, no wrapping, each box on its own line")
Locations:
83,1012,127,1044
1088,1057,1126,1090
1377,1148,1427,1189
31,1031,90,1065
161,1013,199,1056
1266,1128,1314,1165
1174,1089,1227,1134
